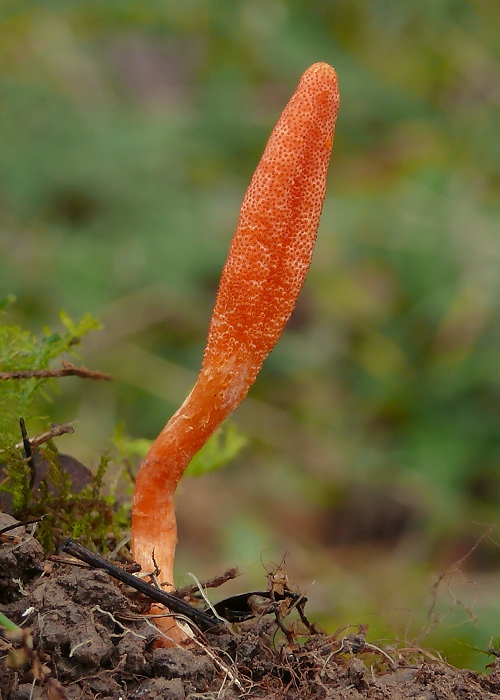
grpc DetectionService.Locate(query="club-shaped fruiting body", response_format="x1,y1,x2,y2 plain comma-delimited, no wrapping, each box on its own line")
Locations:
132,63,340,613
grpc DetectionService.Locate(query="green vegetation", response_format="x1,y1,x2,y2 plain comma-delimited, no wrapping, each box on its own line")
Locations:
0,1,498,670
0,305,122,549
0,303,99,442
0,305,247,550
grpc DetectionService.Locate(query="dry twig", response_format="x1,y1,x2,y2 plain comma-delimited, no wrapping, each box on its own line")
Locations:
0,361,112,381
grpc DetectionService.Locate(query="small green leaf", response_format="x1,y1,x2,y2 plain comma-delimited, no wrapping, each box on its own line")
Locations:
59,310,101,337
112,423,152,459
185,423,248,477
0,612,21,633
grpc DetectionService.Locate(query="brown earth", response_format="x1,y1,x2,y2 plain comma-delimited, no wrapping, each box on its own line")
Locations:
1,512,500,700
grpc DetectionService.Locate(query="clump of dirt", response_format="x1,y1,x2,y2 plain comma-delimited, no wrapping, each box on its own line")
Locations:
2,512,500,699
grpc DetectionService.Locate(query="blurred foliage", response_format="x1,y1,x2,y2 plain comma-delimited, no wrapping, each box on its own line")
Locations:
0,0,499,669
184,424,249,477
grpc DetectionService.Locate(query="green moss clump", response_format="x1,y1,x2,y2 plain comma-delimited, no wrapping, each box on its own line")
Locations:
0,299,128,552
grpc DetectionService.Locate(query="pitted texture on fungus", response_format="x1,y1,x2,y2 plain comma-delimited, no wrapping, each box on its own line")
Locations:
132,63,340,611
203,63,339,389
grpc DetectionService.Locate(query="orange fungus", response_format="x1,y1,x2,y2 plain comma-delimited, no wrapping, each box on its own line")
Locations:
131,63,340,607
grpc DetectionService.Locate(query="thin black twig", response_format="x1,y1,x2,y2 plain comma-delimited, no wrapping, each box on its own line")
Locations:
0,517,44,536
19,418,35,487
60,538,224,634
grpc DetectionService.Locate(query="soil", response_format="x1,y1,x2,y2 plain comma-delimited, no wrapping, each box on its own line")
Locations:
2,512,500,700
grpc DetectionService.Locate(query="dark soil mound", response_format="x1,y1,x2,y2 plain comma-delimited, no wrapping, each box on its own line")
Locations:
2,513,500,699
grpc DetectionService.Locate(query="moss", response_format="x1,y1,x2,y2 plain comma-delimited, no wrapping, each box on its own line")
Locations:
0,300,127,553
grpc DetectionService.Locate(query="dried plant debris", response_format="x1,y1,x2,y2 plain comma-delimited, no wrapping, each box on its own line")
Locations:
2,514,500,699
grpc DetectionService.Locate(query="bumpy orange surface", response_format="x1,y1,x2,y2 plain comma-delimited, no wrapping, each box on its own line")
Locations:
132,63,340,606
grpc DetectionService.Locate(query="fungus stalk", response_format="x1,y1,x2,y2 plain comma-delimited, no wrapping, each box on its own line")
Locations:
132,62,339,603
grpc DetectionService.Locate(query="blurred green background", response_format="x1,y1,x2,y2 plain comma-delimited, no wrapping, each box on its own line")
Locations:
1,1,499,668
